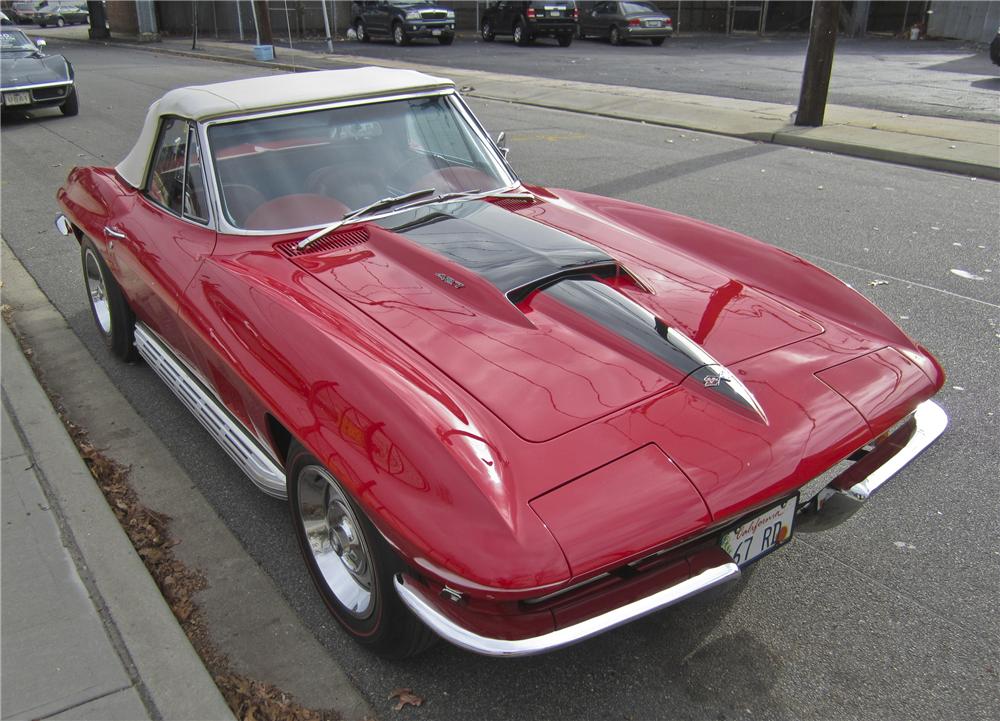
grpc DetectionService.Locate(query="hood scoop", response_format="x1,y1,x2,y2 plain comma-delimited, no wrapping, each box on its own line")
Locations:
276,226,369,257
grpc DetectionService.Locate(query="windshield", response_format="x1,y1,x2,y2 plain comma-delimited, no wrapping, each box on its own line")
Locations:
208,94,511,231
1,30,37,52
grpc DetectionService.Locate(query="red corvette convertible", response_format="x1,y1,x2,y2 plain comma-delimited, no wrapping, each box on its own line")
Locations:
56,67,947,658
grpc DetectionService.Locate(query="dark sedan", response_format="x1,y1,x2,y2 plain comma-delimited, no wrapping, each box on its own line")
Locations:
34,5,89,28
1,29,77,115
578,1,672,45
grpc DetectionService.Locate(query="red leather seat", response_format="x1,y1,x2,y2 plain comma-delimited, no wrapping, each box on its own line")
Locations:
244,194,350,230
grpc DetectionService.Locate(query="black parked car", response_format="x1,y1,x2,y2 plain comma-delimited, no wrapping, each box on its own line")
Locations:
578,1,672,45
481,1,578,47
990,28,999,66
0,28,78,115
352,1,455,46
34,4,89,28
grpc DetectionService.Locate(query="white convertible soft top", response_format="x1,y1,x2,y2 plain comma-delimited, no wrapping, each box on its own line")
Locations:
115,67,454,188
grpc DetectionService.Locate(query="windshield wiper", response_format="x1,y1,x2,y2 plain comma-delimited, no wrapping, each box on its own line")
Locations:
297,188,435,250
296,186,535,251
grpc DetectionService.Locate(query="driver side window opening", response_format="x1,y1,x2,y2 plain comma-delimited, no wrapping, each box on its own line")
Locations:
146,117,210,225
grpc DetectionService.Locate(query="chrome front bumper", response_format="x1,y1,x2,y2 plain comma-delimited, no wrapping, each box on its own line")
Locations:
394,561,740,657
395,400,946,657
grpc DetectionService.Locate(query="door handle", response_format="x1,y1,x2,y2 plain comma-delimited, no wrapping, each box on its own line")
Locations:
103,226,127,240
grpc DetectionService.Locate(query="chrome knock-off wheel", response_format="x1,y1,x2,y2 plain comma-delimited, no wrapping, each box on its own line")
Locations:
84,248,112,336
297,465,375,618
287,441,436,657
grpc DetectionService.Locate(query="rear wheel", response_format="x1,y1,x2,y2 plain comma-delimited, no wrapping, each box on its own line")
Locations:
481,19,495,41
610,25,623,45
287,442,435,658
557,33,573,47
80,237,136,361
60,87,79,116
651,36,665,46
513,19,531,46
392,22,409,46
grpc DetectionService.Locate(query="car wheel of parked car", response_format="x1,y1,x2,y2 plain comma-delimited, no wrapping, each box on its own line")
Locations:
481,19,495,41
610,26,623,45
354,19,369,42
81,237,137,361
557,33,573,47
513,19,530,46
287,441,436,658
56,17,65,27
651,37,665,46
577,25,586,39
438,33,454,45
60,87,79,116
393,22,409,46
38,22,47,27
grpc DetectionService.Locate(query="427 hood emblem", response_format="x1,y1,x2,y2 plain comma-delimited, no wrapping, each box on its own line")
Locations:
436,273,465,290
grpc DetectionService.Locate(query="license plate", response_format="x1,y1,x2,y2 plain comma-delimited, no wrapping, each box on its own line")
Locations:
550,10,562,17
432,29,441,36
720,496,797,566
645,20,661,27
3,91,30,106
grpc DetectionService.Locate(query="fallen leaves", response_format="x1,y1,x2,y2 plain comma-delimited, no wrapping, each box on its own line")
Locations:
388,688,424,712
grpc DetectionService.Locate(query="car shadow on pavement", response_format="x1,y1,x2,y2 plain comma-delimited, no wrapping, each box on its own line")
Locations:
582,143,785,196
970,77,1000,91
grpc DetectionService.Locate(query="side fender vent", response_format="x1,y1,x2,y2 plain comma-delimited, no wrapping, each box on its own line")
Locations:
276,227,369,257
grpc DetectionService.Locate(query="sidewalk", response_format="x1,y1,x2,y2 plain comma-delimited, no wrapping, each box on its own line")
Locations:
1,323,234,721
32,26,1000,179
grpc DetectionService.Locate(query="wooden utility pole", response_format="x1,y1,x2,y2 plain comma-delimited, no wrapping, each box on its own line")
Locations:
795,1,840,127
253,0,274,46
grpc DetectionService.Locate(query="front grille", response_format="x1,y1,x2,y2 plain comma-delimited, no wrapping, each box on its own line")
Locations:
421,10,447,19
275,227,369,257
32,86,69,101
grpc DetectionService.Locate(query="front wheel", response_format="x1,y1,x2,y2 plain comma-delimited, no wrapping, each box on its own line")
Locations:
61,87,79,116
354,19,369,42
392,22,409,46
481,19,495,41
438,33,454,45
56,17,65,27
80,237,137,361
287,442,436,658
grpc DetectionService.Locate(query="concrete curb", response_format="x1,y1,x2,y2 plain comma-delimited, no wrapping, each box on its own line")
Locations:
2,251,236,721
35,28,1000,180
1,242,376,720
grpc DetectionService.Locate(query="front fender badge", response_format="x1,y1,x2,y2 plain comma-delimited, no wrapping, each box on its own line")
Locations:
703,375,721,388
436,272,465,290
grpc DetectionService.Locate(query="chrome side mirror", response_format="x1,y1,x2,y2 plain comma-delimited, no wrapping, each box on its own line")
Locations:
54,214,71,236
35,39,46,49
496,131,509,160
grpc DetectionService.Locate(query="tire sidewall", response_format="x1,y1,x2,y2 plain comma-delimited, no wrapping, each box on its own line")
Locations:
287,445,390,640
80,237,135,360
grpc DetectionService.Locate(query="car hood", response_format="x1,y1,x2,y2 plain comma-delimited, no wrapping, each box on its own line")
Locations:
282,198,823,442
0,54,69,87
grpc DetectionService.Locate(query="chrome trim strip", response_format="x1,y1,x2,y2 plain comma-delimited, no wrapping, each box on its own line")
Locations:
846,399,947,500
133,323,287,498
394,562,740,657
2,80,73,92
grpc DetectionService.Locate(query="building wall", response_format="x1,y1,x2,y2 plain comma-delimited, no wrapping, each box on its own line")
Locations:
927,0,1000,43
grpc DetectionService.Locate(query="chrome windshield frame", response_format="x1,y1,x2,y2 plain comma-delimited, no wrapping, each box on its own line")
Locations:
200,88,521,237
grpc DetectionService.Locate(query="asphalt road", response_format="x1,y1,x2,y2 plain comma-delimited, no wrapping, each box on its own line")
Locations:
297,33,1000,123
2,40,999,721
